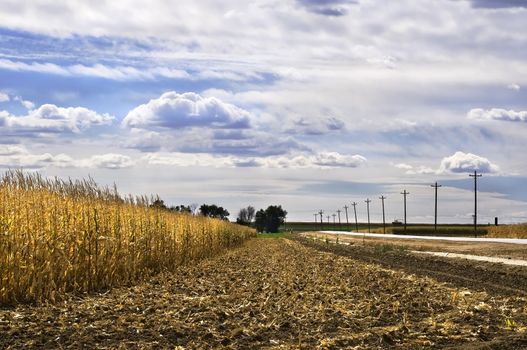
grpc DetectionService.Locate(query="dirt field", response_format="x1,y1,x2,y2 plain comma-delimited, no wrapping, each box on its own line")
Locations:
306,231,527,260
2,237,527,349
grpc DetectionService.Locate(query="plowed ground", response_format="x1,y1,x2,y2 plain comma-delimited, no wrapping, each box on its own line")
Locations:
1,238,527,349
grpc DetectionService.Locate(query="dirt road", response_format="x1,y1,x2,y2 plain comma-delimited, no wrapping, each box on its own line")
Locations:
2,238,527,349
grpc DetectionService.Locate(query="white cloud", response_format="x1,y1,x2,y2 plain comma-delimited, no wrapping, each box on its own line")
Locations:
286,116,346,135
2,104,114,134
87,154,135,169
406,166,435,175
0,145,134,170
507,83,521,91
0,144,72,169
143,153,236,168
122,92,252,130
468,108,527,123
0,59,190,82
312,152,367,168
142,151,366,169
392,162,435,175
438,151,500,174
262,152,367,169
394,163,413,170
13,96,35,110
0,92,9,103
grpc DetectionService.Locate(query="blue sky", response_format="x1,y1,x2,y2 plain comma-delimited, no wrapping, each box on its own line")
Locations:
1,0,527,223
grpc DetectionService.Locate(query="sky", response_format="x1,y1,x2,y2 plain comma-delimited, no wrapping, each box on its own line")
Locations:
1,0,527,224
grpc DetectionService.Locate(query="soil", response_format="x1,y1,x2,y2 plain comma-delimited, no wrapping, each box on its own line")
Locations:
2,237,527,349
308,232,527,260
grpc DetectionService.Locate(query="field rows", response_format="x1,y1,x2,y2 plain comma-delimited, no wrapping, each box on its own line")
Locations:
2,237,526,349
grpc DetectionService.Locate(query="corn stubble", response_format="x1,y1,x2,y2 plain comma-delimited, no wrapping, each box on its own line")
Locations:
487,224,527,238
0,170,255,305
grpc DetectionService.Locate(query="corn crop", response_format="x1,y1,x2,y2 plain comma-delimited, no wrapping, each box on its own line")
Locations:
487,223,527,238
0,170,256,305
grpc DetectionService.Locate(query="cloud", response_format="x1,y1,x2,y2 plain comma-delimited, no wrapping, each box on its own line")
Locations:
0,59,261,83
0,145,134,169
297,0,359,16
1,104,114,135
392,162,435,175
287,116,346,135
143,151,366,169
507,83,521,91
438,151,500,174
312,152,367,167
468,108,527,123
87,154,135,169
394,163,413,170
0,92,9,103
0,144,73,169
0,59,190,82
468,0,527,9
262,152,367,169
143,153,236,168
13,96,35,110
122,92,252,130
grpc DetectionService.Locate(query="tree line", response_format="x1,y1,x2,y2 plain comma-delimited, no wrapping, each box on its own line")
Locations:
150,198,286,233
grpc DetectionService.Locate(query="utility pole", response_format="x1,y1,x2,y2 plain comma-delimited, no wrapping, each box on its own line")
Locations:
469,171,482,237
337,209,342,230
319,210,324,230
365,198,371,233
431,182,442,232
352,202,359,232
379,195,386,234
401,190,409,232
314,213,318,225
327,215,330,226
344,205,350,231
332,213,336,229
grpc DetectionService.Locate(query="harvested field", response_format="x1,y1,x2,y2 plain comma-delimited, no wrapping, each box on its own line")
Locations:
306,231,527,260
2,238,527,349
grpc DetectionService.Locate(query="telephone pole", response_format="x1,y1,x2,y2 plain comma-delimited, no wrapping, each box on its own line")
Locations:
365,198,371,233
327,215,330,226
319,210,324,230
337,209,342,230
379,195,386,234
314,213,318,225
352,202,359,232
431,182,442,232
469,171,482,237
401,190,409,232
332,213,336,229
344,205,350,231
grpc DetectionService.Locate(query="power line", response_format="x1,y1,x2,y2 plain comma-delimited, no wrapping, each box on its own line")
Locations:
431,182,442,232
379,195,386,234
344,205,350,231
365,198,371,233
351,202,359,232
401,190,410,232
469,171,482,237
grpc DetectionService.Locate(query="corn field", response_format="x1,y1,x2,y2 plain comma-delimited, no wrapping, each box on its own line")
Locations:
487,223,527,238
0,170,256,305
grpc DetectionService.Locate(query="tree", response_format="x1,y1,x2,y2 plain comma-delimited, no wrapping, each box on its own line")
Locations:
199,204,230,220
254,205,287,233
254,209,267,232
247,206,255,223
150,198,167,210
170,205,192,213
236,205,256,226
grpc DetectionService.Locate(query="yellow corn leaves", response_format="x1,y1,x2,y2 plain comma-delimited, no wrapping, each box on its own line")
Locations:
0,170,255,305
